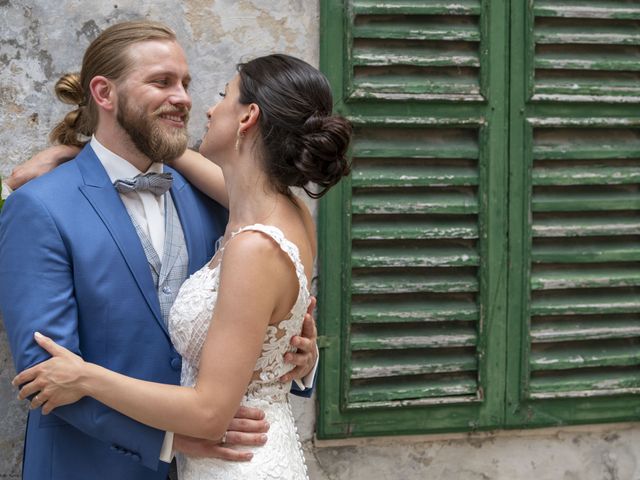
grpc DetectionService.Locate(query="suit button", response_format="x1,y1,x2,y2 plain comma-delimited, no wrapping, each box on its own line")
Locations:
170,357,182,371
162,285,172,295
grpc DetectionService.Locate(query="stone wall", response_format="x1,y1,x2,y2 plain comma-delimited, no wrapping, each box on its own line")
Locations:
1,1,639,478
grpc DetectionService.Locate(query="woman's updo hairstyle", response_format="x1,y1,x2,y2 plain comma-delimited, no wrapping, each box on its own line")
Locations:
237,54,352,198
49,21,177,147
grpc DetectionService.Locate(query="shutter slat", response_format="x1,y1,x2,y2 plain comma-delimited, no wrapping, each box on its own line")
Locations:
530,344,640,371
354,144,478,158
531,318,640,342
532,240,640,263
353,74,481,98
532,166,640,186
531,292,640,316
532,266,640,290
352,245,479,268
351,325,477,350
535,24,640,45
533,129,640,159
352,0,481,16
532,216,640,237
532,189,640,212
351,299,479,323
535,52,640,72
352,351,477,379
352,271,479,294
352,190,479,215
353,165,478,187
354,21,480,42
353,46,480,67
534,1,640,20
352,217,478,240
349,375,478,403
529,369,640,398
534,79,640,102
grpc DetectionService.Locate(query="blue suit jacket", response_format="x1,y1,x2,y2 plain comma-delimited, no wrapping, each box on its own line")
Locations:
0,145,230,479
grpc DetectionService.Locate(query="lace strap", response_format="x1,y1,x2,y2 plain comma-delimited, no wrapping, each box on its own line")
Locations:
230,223,308,293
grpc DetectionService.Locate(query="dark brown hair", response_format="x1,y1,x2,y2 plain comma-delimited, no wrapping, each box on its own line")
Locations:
237,54,352,198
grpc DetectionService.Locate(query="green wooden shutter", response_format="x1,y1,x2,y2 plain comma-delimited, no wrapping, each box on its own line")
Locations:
318,0,509,438
507,0,640,426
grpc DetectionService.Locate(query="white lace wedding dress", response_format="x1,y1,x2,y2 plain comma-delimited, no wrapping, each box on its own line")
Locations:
168,224,311,480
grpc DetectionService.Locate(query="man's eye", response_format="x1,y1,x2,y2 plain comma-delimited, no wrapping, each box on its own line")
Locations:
154,79,168,86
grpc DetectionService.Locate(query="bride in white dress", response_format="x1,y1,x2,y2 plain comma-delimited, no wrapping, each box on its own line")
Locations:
13,53,351,479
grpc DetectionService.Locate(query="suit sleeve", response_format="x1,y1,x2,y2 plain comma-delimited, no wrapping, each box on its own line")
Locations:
0,189,166,471
289,356,318,398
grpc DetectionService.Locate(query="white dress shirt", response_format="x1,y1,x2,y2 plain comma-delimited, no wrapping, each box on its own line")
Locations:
1,181,12,201
90,137,174,462
91,137,166,258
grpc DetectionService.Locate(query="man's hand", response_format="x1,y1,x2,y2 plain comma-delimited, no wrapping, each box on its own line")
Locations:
281,296,318,384
173,406,269,461
5,145,80,190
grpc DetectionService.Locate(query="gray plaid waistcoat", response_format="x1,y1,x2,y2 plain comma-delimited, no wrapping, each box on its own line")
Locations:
129,193,189,326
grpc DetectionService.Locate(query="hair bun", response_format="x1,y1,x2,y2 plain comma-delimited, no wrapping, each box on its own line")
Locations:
293,114,352,198
49,73,90,147
54,73,85,106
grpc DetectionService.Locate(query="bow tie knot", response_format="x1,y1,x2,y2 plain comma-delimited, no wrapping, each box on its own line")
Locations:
113,172,173,196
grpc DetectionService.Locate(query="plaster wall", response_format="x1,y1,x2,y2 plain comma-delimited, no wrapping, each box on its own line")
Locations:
1,1,639,478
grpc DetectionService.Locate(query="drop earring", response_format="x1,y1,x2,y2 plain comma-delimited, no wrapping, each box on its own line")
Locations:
235,129,245,152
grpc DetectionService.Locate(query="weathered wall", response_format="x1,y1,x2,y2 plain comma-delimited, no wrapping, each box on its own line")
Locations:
0,0,320,476
1,1,640,479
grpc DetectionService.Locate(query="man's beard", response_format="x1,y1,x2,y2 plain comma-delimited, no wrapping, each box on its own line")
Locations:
117,96,190,164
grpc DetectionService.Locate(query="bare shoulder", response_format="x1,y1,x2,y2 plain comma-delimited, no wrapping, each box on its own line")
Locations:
222,229,284,265
220,229,295,282
218,229,299,316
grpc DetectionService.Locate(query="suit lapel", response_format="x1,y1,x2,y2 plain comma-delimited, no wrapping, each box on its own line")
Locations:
76,146,167,336
165,166,207,275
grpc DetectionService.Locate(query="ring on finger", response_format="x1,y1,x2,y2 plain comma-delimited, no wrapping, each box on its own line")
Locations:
220,431,227,445
34,394,40,404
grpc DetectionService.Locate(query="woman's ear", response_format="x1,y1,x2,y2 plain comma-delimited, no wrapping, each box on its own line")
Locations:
239,103,260,136
89,76,116,112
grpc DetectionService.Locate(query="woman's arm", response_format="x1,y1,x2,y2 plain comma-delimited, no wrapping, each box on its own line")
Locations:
171,149,228,207
7,146,228,208
5,144,80,190
14,232,294,441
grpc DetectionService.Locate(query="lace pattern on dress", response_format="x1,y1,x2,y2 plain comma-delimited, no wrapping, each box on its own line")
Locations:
167,224,311,479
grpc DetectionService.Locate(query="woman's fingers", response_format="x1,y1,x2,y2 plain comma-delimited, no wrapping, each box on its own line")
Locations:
34,331,67,356
12,364,38,388
17,378,43,400
29,391,45,410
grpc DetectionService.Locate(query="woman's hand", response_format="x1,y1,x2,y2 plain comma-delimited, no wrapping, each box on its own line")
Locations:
280,296,318,383
12,331,88,414
5,144,80,190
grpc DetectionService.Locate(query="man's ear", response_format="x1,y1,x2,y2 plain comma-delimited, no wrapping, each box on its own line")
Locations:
89,76,116,112
238,103,260,136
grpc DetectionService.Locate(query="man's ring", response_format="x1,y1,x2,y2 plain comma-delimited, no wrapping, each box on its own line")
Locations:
34,394,40,403
220,431,227,445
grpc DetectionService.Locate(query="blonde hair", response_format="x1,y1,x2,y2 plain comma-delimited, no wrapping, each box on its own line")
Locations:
50,20,177,146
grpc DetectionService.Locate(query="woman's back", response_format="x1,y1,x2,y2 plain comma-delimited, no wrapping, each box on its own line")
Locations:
169,220,311,480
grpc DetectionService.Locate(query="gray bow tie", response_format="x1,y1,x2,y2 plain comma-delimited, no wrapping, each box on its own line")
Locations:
113,172,173,196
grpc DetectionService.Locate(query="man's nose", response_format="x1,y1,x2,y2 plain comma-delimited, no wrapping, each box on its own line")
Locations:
170,84,192,110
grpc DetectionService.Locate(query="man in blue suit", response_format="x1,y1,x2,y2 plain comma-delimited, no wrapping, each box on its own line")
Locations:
0,20,317,480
